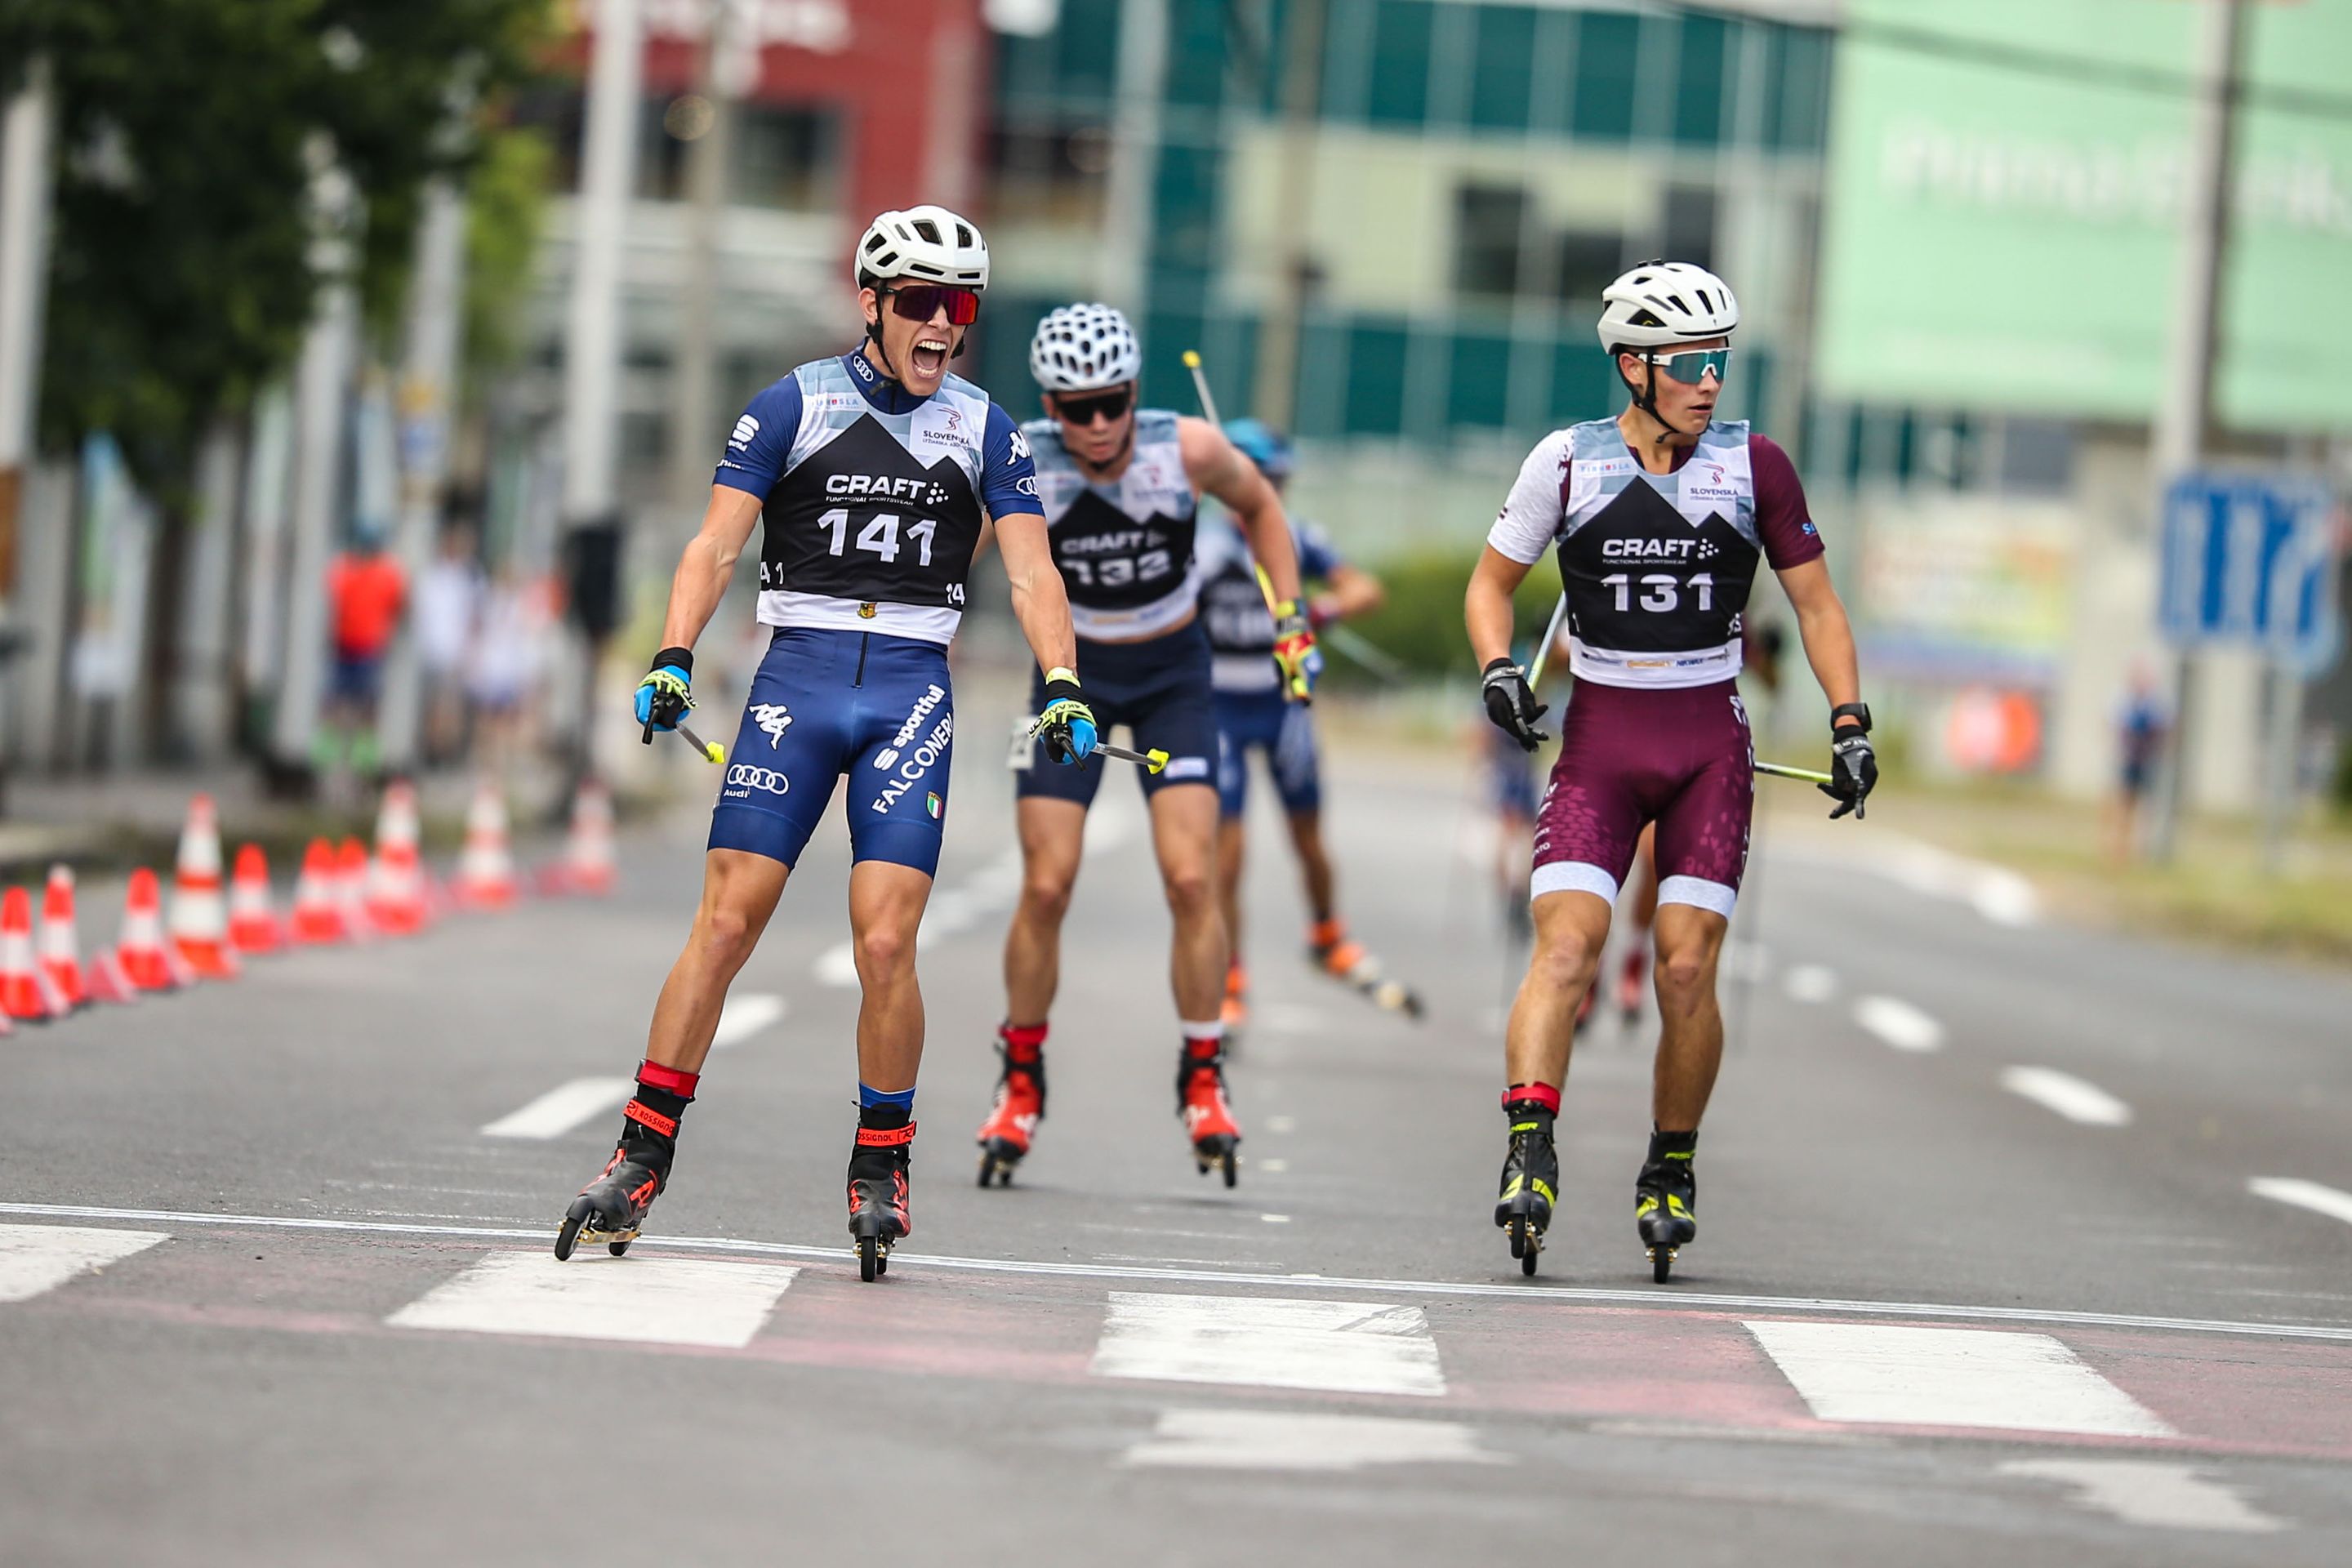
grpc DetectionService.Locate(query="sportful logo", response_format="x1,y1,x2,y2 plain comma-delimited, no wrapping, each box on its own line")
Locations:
873,684,948,768
726,764,790,795
871,712,954,813
751,703,793,749
730,413,760,449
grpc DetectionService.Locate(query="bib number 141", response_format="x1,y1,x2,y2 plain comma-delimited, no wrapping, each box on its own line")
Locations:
817,508,937,567
1600,572,1713,613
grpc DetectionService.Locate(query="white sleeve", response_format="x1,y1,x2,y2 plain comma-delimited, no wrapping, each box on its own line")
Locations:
1486,430,1572,565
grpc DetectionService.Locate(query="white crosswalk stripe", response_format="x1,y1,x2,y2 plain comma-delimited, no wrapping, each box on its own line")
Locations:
0,1223,168,1303
478,1076,635,1139
2249,1177,2352,1228
386,1252,799,1349
1124,1408,1507,1471
2000,1459,2286,1533
1746,1321,2174,1438
2000,1067,2132,1127
710,992,787,1049
1091,1291,1446,1396
1853,996,1945,1053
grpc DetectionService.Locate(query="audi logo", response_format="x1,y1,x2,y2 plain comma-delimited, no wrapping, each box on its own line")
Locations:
727,764,791,795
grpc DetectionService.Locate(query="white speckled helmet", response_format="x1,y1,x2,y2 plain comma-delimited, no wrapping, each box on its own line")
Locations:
1029,302,1142,392
1596,261,1740,352
853,204,990,291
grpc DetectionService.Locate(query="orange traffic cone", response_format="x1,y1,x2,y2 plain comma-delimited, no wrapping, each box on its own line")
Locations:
541,777,616,896
82,949,137,1004
168,794,241,979
288,839,348,945
365,780,431,935
118,867,191,991
228,844,286,954
452,783,519,909
0,887,69,1021
39,864,87,1009
335,837,376,938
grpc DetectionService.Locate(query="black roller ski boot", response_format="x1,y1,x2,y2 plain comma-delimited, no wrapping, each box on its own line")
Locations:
1494,1089,1559,1277
848,1121,915,1281
556,1098,679,1260
1636,1129,1697,1283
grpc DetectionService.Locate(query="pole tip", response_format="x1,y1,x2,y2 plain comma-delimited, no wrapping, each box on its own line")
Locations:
1182,350,1201,368
1147,748,1170,774
706,742,725,765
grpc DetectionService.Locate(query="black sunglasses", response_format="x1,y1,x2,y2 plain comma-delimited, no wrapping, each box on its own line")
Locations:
1054,387,1134,425
884,284,981,326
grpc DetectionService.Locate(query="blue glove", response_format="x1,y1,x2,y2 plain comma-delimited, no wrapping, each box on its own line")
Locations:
635,646,694,735
1033,668,1098,765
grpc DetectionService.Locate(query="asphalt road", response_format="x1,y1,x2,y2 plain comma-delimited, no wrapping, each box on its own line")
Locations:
6,696,2351,1566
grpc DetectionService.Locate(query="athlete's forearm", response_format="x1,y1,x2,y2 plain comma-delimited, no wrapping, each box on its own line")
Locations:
1792,595,1861,714
1466,549,1530,669
658,532,737,651
1008,569,1078,675
1318,564,1383,624
1238,497,1303,605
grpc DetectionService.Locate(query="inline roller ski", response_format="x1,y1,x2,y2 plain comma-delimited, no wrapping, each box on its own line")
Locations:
847,1122,915,1281
1177,1044,1241,1187
1307,920,1423,1021
974,1038,1045,1188
1220,961,1250,1033
554,1101,676,1260
1494,1096,1558,1277
1615,948,1649,1034
1635,1134,1697,1283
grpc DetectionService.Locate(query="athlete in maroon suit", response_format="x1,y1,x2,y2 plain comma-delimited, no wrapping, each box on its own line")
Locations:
1468,262,1874,1281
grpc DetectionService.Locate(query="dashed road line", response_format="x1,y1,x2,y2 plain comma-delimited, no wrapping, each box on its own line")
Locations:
1123,1408,1505,1471
1854,996,1945,1053
1090,1291,1445,1396
1745,1321,2174,1438
1999,1067,2133,1128
2250,1178,2352,1228
1999,1459,2286,1533
0,1223,167,1303
1783,964,1837,1004
711,992,787,1049
386,1251,798,1348
478,1076,635,1140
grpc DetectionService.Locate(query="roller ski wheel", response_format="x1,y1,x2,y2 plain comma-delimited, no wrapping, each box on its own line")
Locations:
1190,1135,1240,1187
1634,1156,1697,1286
976,1142,1023,1188
854,1229,893,1282
846,1122,914,1284
1647,1243,1677,1284
1494,1100,1559,1280
1506,1214,1541,1276
553,1146,663,1262
1177,1047,1242,1187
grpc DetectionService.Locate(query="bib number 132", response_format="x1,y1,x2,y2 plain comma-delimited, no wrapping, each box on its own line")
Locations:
1600,572,1713,613
817,508,937,567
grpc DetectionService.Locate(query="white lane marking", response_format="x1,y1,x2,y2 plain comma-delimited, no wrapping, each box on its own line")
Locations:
12,1202,2352,1344
1256,1004,1327,1034
1091,1292,1445,1396
1125,1409,1506,1472
1745,1321,2173,1438
387,1252,797,1348
1257,1159,1290,1174
478,1077,635,1140
2000,1067,2133,1128
1854,996,1945,1053
1783,964,1837,1004
710,992,786,1049
2249,1178,2352,1227
1260,1214,1291,1224
1999,1459,2286,1533
1722,940,1771,984
0,1224,168,1303
1845,834,2042,928
813,942,858,987
1264,1115,1298,1134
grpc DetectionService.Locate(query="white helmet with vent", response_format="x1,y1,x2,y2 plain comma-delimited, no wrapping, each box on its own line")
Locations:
1596,261,1740,351
853,205,990,290
1029,302,1142,392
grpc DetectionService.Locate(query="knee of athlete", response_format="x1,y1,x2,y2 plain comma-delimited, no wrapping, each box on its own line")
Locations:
1530,924,1601,989
1655,943,1718,1000
1018,871,1074,926
853,919,915,981
695,901,759,972
1161,862,1215,920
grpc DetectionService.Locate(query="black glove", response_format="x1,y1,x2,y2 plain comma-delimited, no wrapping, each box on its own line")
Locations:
1481,657,1549,753
1031,668,1099,766
635,646,694,738
1820,708,1877,821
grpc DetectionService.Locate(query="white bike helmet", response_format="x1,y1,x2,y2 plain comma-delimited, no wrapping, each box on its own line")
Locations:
1029,303,1142,392
853,204,990,291
1595,261,1739,352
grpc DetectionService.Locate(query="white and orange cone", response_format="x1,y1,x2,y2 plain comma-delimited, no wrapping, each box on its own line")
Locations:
541,777,616,896
38,864,87,1010
1,886,69,1021
228,844,286,954
365,780,432,935
287,839,348,945
452,783,519,909
82,948,137,1005
334,837,376,940
168,794,241,979
118,867,191,991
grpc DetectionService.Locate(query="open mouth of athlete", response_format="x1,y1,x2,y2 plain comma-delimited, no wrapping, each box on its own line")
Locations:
910,335,951,380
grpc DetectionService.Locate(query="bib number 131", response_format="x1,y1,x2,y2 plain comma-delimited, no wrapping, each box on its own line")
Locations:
1600,572,1713,613
817,508,937,567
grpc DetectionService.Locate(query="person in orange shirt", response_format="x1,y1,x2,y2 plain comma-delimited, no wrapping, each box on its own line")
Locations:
319,524,408,777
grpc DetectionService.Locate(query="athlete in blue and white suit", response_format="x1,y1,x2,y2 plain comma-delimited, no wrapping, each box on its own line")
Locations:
556,207,1096,1275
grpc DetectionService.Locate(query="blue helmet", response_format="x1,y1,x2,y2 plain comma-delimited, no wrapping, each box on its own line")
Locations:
1225,418,1293,482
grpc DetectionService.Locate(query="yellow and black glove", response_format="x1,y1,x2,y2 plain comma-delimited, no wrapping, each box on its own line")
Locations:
1031,668,1099,765
635,647,694,737
1271,602,1322,703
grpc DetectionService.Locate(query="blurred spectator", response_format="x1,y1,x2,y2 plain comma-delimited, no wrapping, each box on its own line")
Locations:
319,526,407,779
416,526,484,764
2108,659,2172,865
466,565,542,778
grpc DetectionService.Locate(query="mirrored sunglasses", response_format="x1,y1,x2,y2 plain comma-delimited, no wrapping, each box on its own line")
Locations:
1054,387,1134,425
1644,347,1733,385
887,284,981,326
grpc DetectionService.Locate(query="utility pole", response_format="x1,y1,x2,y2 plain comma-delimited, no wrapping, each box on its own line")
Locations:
0,57,56,791
1251,0,1325,432
1098,0,1167,314
2147,0,2246,862
670,0,743,517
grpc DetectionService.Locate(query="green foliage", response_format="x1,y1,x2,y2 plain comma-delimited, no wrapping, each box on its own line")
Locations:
0,0,549,494
1320,546,1561,687
463,124,553,385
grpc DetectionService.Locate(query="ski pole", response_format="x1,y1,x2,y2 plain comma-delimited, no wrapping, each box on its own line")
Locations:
1095,740,1170,774
643,717,725,764
1526,593,1570,688
1181,350,1223,429
1753,760,1830,785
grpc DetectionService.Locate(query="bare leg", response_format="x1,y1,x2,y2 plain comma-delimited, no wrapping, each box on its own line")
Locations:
1284,809,1337,925
644,849,790,1075
1216,816,1247,964
1650,902,1731,1129
1002,798,1087,1025
1503,891,1613,1089
848,860,935,1091
1150,783,1227,1022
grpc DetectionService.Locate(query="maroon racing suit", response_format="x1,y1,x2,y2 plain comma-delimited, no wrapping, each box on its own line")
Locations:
1489,418,1822,916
